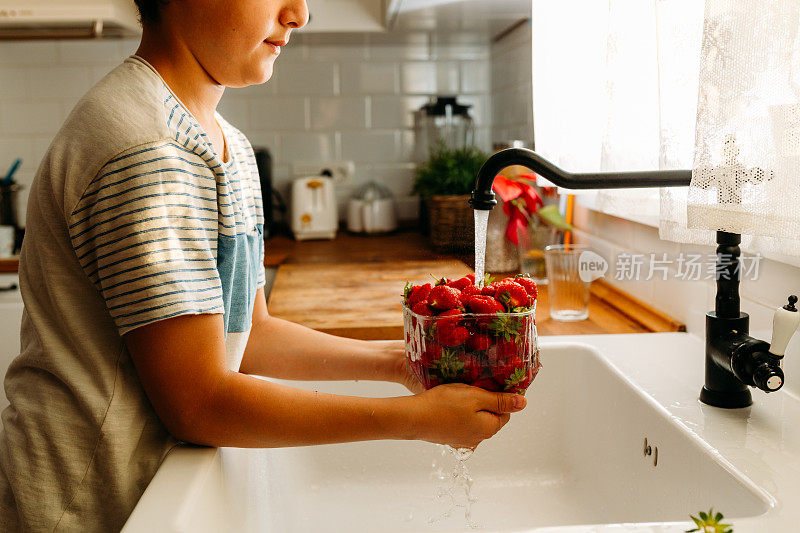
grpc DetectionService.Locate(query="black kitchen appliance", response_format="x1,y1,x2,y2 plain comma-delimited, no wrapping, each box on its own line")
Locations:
254,147,288,239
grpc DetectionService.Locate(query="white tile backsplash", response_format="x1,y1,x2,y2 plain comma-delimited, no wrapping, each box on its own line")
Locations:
0,32,494,224
340,130,399,164
28,66,92,100
400,62,437,94
310,96,367,130
249,97,308,131
2,102,62,135
490,20,533,144
339,62,399,95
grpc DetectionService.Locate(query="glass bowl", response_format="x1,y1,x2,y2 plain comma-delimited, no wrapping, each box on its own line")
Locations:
403,305,541,395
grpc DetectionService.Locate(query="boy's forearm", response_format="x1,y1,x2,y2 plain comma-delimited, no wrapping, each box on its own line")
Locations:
240,315,401,382
179,370,417,448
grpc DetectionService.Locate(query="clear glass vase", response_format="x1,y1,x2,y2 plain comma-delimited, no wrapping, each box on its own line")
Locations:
516,220,560,284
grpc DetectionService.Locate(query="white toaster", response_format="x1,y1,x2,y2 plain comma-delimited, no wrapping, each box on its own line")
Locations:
290,176,338,241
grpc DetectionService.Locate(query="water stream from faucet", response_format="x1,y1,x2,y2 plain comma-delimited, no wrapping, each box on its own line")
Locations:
474,210,490,288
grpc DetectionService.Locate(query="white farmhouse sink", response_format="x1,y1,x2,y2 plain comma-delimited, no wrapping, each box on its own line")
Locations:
125,334,800,532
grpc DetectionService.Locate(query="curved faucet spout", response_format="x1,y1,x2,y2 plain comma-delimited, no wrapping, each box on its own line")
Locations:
468,148,692,210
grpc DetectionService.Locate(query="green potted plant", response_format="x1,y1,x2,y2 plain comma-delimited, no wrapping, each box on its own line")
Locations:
413,143,488,252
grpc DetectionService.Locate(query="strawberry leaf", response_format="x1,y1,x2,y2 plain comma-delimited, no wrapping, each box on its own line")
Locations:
431,349,467,379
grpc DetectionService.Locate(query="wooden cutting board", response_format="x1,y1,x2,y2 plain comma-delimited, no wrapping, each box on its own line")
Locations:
267,260,472,340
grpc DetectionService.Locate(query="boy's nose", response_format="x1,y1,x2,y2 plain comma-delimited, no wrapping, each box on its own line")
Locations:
281,0,310,29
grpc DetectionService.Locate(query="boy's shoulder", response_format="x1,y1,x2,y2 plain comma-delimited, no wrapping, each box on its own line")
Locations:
44,57,183,215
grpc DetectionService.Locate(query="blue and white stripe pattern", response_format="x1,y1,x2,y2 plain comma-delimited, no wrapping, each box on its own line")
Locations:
69,91,266,337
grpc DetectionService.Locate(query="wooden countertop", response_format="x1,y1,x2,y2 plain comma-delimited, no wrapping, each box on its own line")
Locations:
265,231,685,340
0,256,19,273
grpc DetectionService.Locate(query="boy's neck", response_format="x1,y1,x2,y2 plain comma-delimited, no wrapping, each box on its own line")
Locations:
135,26,226,128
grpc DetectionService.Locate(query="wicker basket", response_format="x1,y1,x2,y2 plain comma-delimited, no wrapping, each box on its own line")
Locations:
427,194,474,253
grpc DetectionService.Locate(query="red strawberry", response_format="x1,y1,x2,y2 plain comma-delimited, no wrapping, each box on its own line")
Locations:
514,276,538,300
466,333,492,352
466,273,475,283
470,377,502,392
495,339,521,361
459,285,482,305
481,283,499,296
421,340,442,367
411,301,433,316
447,276,473,291
438,309,463,334
428,285,462,312
493,280,531,310
466,295,504,314
438,325,470,347
492,360,528,392
406,282,433,307
459,358,483,383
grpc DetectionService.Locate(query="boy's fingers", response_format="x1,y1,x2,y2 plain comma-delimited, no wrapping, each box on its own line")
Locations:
480,391,526,414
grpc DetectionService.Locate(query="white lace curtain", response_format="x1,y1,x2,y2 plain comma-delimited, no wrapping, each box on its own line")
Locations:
662,0,800,256
533,0,800,256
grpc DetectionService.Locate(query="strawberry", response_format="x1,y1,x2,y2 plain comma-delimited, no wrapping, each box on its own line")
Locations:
459,285,482,305
458,358,483,384
493,279,531,311
466,295,504,314
447,276,473,291
405,282,433,307
438,324,470,347
421,340,442,367
470,377,502,392
428,285,462,312
492,360,530,393
411,301,433,316
438,308,463,327
514,275,538,300
466,332,492,352
495,339,521,361
481,283,499,297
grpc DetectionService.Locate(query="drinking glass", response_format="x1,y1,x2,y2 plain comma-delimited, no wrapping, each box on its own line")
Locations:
544,244,591,321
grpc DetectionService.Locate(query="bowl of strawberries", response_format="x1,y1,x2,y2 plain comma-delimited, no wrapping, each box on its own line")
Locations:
402,274,541,395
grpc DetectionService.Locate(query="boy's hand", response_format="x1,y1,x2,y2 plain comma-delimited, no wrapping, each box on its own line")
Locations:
382,340,425,394
405,383,526,449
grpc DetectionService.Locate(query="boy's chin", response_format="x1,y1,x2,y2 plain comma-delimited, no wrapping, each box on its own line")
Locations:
228,63,274,89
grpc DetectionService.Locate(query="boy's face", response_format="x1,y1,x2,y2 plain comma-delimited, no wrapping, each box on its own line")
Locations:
169,0,309,88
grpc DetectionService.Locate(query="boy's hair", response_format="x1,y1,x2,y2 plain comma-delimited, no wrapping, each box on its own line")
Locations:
133,0,168,26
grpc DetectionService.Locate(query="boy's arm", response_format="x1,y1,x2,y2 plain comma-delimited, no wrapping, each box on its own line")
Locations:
239,289,410,386
123,311,526,449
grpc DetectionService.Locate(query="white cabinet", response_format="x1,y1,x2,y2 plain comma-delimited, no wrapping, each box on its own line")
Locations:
300,0,531,36
387,0,530,34
302,0,386,33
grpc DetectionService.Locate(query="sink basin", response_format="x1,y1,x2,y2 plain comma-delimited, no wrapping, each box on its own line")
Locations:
125,334,793,532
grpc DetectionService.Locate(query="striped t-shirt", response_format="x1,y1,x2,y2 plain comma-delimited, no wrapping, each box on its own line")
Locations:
0,56,265,531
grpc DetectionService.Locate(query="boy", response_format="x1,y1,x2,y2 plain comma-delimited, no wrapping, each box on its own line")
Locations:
0,1,526,530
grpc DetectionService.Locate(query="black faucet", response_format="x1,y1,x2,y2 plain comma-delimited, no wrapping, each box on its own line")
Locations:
470,148,799,408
